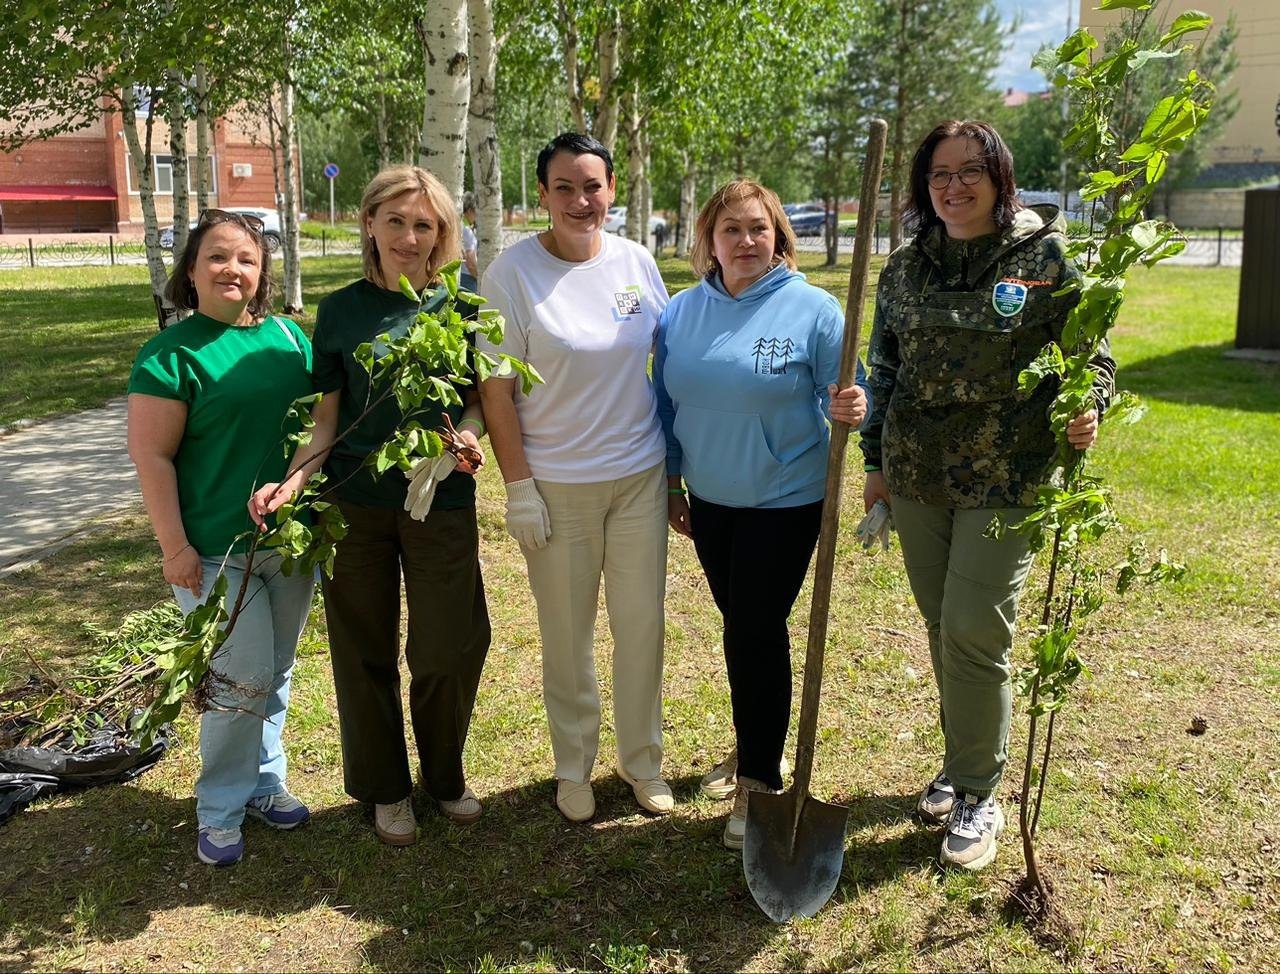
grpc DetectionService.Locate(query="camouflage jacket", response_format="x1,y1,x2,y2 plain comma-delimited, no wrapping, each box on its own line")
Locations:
860,204,1116,509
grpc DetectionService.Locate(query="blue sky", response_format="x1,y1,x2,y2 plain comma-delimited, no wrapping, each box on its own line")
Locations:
995,0,1074,93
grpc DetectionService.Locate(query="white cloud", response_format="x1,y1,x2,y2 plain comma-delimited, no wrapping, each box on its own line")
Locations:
995,0,1071,92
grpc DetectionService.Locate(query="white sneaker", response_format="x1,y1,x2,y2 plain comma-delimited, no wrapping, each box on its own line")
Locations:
939,794,1005,871
374,798,418,846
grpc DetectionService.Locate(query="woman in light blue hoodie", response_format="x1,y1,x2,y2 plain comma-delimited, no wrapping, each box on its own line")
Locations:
654,179,870,849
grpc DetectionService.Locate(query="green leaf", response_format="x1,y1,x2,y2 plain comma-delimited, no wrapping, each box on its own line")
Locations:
1105,389,1147,425
398,275,420,303
1159,11,1211,45
1097,0,1152,9
1018,342,1066,392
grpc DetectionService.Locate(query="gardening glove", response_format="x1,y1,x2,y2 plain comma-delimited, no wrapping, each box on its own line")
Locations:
403,452,458,521
855,499,893,553
504,477,551,549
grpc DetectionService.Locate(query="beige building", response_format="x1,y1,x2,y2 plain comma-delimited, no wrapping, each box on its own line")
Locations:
1081,0,1280,180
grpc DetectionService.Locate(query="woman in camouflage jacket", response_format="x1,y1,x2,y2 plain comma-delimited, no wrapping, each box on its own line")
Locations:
860,119,1115,872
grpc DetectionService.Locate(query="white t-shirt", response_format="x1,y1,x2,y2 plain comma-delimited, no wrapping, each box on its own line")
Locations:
461,224,477,253
479,232,669,482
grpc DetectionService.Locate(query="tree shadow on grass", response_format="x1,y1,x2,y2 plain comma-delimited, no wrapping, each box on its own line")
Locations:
1122,341,1280,413
0,772,798,971
0,775,954,970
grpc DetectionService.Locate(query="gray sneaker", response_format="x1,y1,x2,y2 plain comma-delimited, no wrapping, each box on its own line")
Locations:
939,794,1005,871
917,772,955,826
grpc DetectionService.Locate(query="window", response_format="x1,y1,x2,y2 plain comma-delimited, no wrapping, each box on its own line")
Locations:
125,154,217,196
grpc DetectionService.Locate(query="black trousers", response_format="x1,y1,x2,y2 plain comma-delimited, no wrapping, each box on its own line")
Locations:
689,494,823,791
323,501,491,804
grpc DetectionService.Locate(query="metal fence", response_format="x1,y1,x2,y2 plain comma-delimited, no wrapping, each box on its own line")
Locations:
0,226,1243,270
789,225,1243,267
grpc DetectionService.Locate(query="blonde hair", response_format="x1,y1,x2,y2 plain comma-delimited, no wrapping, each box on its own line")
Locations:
359,165,461,288
689,179,798,280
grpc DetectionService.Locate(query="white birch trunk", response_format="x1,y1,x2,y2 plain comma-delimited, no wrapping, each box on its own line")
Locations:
278,74,303,313
676,152,696,259
639,138,652,252
620,88,643,245
195,63,212,213
167,69,191,260
417,0,469,202
556,0,586,135
121,85,169,301
466,0,503,277
592,18,622,154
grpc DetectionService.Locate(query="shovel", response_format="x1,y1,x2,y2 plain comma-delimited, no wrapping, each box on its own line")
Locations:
744,118,888,923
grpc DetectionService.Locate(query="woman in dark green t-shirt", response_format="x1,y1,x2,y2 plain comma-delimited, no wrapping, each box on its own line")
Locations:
127,211,315,867
251,166,490,847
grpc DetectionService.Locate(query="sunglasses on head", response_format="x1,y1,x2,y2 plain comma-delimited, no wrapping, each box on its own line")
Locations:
196,209,265,234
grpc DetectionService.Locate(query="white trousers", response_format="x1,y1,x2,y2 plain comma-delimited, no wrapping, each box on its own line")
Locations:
523,461,667,783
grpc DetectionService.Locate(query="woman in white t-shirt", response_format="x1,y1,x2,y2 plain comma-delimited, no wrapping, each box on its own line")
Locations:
478,133,672,824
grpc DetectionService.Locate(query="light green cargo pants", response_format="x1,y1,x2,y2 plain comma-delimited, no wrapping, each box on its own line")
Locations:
890,495,1036,797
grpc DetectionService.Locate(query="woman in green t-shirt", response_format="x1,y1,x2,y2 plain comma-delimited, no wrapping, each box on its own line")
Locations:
251,166,490,847
127,210,316,867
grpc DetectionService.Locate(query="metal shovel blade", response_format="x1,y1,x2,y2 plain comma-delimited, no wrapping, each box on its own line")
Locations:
743,789,849,923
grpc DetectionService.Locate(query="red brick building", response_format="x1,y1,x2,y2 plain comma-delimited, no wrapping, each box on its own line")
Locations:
0,95,299,235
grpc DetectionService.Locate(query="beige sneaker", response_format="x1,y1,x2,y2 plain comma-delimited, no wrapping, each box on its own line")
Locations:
438,786,482,824
700,747,790,801
374,798,418,846
700,747,739,800
556,779,596,823
722,776,779,850
617,766,674,815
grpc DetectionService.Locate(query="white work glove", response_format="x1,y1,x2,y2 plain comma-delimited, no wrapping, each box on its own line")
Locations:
855,499,893,553
403,452,458,521
504,477,551,549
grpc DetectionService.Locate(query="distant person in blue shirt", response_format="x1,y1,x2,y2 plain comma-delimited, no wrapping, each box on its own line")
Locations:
654,178,869,850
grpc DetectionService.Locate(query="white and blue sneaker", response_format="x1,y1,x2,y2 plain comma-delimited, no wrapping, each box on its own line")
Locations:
939,794,1005,871
246,789,311,830
197,826,244,866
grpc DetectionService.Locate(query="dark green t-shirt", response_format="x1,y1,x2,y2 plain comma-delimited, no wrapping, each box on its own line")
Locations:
128,313,313,555
312,278,475,510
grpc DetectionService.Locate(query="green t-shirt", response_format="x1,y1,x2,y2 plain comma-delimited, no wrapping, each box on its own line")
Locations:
128,313,313,556
312,278,476,510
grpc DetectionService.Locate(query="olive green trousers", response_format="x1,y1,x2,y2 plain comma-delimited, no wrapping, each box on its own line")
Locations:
890,495,1036,797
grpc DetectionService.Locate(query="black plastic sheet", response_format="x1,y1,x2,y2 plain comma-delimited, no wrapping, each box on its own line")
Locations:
0,723,171,825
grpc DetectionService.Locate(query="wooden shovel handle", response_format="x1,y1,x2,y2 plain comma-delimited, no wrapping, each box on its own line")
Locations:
790,119,889,804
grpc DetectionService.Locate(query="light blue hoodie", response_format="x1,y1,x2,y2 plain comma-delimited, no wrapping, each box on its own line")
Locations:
654,263,870,509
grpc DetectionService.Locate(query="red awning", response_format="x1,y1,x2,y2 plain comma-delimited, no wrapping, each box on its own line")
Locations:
0,184,117,202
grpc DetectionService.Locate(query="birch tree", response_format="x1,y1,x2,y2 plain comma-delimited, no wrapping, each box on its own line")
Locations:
418,0,470,201
466,0,503,276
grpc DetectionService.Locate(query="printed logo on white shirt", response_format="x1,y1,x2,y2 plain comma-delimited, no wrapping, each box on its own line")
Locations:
612,285,643,322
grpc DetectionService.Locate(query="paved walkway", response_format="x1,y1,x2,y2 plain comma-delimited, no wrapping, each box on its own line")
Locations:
0,399,139,578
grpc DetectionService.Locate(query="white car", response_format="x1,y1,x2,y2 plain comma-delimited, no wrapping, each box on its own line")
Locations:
160,207,283,252
604,206,667,237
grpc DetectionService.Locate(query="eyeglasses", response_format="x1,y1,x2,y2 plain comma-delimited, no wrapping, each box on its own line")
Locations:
925,165,987,190
196,209,265,234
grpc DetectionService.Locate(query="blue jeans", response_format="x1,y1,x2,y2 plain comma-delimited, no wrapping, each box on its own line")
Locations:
172,550,315,829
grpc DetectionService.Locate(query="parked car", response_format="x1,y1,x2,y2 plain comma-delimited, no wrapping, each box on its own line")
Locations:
604,205,668,238
160,207,283,252
783,203,827,237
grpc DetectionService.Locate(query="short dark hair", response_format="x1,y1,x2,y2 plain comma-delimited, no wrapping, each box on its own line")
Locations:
536,132,613,187
164,213,273,319
905,119,1023,234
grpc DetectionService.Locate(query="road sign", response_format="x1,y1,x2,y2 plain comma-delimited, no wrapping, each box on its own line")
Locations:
323,162,340,180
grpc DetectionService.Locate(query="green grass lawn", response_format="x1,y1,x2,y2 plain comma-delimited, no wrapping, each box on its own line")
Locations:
0,258,1277,971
